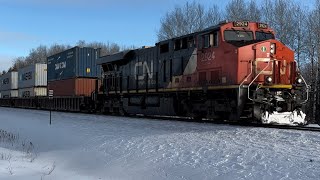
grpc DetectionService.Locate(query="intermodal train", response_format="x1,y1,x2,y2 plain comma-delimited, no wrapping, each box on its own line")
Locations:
0,21,309,126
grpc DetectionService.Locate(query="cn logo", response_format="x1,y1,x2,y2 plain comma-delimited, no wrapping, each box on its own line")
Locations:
134,61,153,80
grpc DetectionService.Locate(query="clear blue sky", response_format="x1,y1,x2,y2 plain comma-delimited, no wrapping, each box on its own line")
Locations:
0,0,231,70
0,0,314,71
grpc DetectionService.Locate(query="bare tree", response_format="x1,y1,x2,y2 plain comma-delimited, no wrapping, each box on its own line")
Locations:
304,13,317,121
261,0,275,27
313,0,320,122
246,0,261,21
261,0,297,47
76,40,86,47
275,0,296,46
292,5,307,66
12,57,27,70
157,1,222,41
87,41,120,56
226,0,261,21
25,45,47,65
225,0,247,21
205,5,223,28
47,44,71,57
77,40,121,56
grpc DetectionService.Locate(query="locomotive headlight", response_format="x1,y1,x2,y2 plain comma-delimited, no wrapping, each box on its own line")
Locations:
266,76,273,84
270,43,276,54
296,78,303,84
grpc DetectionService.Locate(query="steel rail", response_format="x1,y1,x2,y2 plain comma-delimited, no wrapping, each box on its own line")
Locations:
134,114,320,132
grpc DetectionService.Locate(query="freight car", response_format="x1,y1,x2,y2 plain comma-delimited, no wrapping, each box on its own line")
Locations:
0,71,18,98
0,47,100,112
96,21,308,125
18,63,47,97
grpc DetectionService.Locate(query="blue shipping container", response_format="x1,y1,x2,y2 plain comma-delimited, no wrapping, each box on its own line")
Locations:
47,46,101,81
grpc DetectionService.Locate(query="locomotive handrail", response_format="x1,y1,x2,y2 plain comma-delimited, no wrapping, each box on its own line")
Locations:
247,59,271,101
294,60,309,104
238,60,253,99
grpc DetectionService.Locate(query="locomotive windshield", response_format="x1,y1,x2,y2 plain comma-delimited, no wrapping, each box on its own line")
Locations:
224,30,275,46
224,30,254,41
224,30,254,47
256,32,275,41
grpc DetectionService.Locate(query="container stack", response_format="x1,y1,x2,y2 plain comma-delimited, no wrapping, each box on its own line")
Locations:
18,64,47,97
47,46,101,96
0,72,18,98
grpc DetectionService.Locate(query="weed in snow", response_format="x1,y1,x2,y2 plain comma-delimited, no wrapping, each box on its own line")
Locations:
0,129,38,175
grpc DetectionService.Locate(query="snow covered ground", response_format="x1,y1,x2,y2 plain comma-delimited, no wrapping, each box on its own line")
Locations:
0,107,320,180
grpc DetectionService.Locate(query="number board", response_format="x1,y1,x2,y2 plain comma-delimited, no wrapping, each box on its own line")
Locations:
233,21,249,27
258,23,268,29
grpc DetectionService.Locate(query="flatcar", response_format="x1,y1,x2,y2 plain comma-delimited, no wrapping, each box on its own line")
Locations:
97,21,308,125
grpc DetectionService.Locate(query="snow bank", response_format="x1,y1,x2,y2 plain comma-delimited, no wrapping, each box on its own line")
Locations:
0,107,320,180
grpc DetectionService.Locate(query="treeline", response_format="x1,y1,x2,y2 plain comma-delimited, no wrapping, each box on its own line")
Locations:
1,41,123,74
158,0,320,122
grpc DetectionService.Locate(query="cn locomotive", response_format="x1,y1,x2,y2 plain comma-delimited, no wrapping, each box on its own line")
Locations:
0,21,308,126
97,21,308,125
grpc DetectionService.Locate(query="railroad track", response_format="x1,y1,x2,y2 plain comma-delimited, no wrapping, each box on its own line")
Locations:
246,124,320,132
136,114,320,132
2,106,320,132
213,121,320,132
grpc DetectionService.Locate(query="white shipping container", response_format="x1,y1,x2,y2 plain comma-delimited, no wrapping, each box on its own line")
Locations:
1,90,18,98
18,64,47,88
18,87,47,97
0,72,18,91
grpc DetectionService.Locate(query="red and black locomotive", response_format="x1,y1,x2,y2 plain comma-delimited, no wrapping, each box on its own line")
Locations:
97,21,308,125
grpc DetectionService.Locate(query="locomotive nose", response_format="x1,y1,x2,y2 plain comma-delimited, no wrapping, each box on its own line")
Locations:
251,40,295,85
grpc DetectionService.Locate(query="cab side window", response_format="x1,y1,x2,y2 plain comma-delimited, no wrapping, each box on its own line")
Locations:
199,31,219,49
204,35,210,48
213,32,219,47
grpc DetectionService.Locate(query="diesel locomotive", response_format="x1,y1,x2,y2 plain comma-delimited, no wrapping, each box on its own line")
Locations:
97,21,308,125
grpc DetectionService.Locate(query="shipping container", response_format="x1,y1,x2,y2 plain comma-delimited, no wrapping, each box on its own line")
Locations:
1,90,18,98
0,72,18,91
47,46,101,81
47,78,98,97
18,87,47,97
18,64,47,88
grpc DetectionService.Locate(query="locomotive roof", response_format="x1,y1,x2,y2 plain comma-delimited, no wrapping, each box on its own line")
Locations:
98,21,271,65
97,46,156,65
97,50,134,65
156,23,221,45
157,21,271,44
